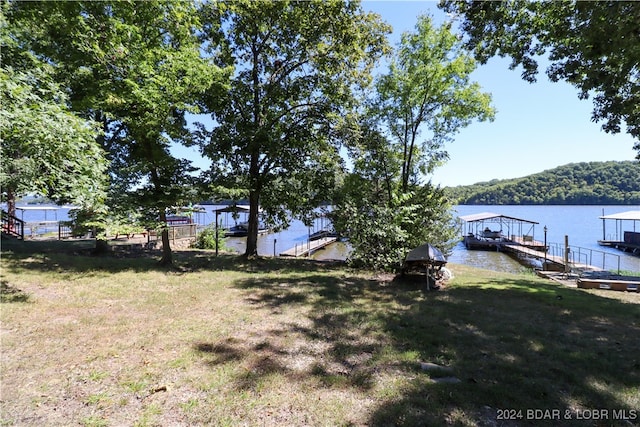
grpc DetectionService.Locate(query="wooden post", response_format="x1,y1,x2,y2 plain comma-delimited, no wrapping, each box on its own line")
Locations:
564,235,570,275
543,226,548,271
215,211,220,256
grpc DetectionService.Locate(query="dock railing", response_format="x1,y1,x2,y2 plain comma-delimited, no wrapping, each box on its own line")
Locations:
148,224,197,242
547,242,621,273
1,210,24,240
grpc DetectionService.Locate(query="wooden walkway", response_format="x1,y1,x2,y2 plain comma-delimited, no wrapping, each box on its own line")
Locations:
502,244,603,272
509,236,546,250
280,237,337,257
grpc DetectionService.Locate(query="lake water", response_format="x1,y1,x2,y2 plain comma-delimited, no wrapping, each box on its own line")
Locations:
7,204,640,273
451,205,640,273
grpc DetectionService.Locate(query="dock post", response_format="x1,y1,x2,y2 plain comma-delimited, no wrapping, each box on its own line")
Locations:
543,226,548,270
564,235,570,275
215,214,218,256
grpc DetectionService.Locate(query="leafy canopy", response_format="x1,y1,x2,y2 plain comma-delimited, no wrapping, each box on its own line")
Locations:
7,0,229,263
375,15,495,191
333,15,494,270
200,0,390,256
0,66,107,212
441,0,640,157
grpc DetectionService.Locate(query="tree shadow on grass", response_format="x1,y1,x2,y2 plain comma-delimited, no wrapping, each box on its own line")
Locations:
0,238,342,277
193,272,411,395
368,277,640,426
0,249,167,276
0,280,30,303
193,272,446,401
195,268,640,426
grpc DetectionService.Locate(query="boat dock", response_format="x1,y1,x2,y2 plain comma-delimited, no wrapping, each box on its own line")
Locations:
501,243,603,273
458,211,619,273
459,212,543,251
598,210,640,256
280,236,337,257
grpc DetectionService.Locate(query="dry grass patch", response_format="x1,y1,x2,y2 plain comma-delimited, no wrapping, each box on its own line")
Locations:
1,242,639,426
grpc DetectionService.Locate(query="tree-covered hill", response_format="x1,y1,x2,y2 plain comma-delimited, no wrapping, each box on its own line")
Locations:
446,161,640,205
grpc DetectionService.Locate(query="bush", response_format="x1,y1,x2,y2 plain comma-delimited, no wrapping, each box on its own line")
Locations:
193,225,226,251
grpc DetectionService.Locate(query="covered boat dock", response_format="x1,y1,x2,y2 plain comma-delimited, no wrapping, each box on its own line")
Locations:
598,210,640,256
459,212,544,251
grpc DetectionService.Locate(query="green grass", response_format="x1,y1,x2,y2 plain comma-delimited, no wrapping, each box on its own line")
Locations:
1,239,639,426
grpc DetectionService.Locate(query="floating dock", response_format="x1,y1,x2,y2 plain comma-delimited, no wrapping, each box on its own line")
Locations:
280,237,337,257
458,212,612,273
501,243,603,273
598,210,640,256
577,274,640,292
459,212,543,251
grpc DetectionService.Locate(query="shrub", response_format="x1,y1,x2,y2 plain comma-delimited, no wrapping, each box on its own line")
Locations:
193,225,226,251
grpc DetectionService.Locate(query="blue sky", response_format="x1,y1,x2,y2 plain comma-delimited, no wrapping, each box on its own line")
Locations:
178,1,638,188
364,1,637,187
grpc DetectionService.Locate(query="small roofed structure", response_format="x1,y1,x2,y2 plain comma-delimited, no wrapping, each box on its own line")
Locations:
598,210,640,255
214,204,252,230
15,206,62,237
401,243,448,290
212,204,267,254
459,212,542,250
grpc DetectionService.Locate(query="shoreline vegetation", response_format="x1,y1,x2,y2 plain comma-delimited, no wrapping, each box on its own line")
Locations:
1,239,638,426
446,161,640,205
14,161,640,208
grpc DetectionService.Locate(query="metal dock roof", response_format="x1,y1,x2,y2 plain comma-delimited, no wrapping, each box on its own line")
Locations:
599,210,640,221
458,212,539,224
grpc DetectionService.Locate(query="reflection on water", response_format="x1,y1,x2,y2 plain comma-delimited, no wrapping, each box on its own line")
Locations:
11,203,637,273
223,235,350,262
447,241,531,274
310,242,350,261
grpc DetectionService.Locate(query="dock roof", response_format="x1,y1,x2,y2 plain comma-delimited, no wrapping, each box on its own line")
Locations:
599,210,640,221
214,205,263,214
16,206,61,211
458,212,539,224
215,205,250,214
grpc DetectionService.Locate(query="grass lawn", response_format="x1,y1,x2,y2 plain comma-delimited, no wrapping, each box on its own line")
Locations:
1,240,639,426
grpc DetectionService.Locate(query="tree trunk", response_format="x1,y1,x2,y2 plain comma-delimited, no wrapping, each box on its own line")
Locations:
93,236,111,255
244,39,263,259
244,188,260,258
6,188,16,218
5,188,17,233
158,210,173,266
148,162,173,266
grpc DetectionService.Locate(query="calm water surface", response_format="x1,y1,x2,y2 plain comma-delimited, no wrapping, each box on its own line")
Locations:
451,205,640,273
9,204,640,273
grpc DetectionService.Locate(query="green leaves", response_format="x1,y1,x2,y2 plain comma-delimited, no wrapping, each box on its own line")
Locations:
447,161,640,205
375,15,495,191
332,15,490,270
0,67,107,210
200,0,390,255
441,0,640,157
333,182,457,271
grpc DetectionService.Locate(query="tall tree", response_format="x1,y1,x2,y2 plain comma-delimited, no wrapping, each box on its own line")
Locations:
199,0,390,257
375,15,495,192
1,4,107,223
7,1,229,264
441,0,640,158
333,15,495,270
